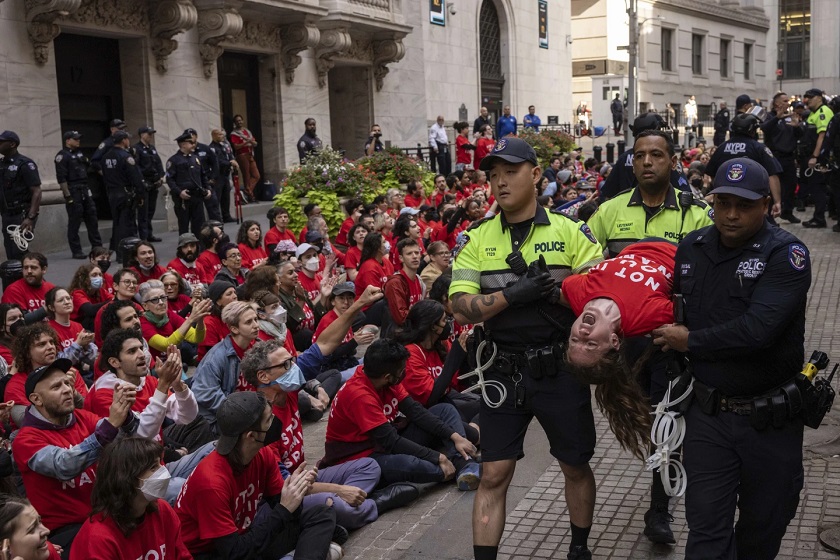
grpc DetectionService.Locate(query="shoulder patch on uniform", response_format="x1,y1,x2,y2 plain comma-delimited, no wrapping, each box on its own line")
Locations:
765,147,774,158
452,232,470,259
579,223,598,244
27,162,36,170
299,141,306,149
707,206,715,220
126,156,136,165
788,243,808,271
166,160,172,169
54,154,62,163
820,113,826,120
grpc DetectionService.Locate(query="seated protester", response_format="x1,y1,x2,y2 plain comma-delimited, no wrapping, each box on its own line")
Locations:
128,242,166,285
430,202,468,250
335,198,364,249
241,264,281,302
191,301,261,432
428,274,471,346
237,220,268,270
70,438,192,560
166,233,202,288
344,223,369,282
12,358,138,556
0,496,62,560
263,206,298,254
296,242,327,303
93,268,142,347
268,239,299,266
174,391,338,560
213,243,247,286
403,179,424,209
420,241,451,292
45,288,97,384
160,270,194,316
383,239,425,332
196,223,225,284
1,252,55,313
7,324,89,426
321,339,481,490
389,213,425,269
0,303,24,365
312,282,376,383
242,339,417,530
138,280,210,363
394,300,479,440
372,212,395,248
88,247,116,298
306,228,345,275
297,202,320,244
277,261,325,353
427,175,447,208
97,301,153,372
87,331,213,502
354,232,394,325
198,280,238,361
68,264,112,332
252,290,297,356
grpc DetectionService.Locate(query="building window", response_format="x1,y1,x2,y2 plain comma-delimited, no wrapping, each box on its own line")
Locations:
778,0,810,80
692,33,704,75
744,43,753,80
720,39,730,78
661,28,673,71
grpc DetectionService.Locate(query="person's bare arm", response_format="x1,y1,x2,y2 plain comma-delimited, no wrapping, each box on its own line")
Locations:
450,292,509,325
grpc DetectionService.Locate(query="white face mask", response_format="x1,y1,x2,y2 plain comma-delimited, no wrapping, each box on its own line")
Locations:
304,257,320,272
270,306,288,325
139,466,171,502
383,241,392,254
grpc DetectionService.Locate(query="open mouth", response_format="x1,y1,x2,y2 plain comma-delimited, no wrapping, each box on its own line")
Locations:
582,312,596,325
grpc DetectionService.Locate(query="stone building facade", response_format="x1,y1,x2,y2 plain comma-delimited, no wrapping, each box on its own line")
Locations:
0,0,572,256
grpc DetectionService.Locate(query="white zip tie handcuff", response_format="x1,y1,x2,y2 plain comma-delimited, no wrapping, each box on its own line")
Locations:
804,163,833,177
6,224,34,252
458,340,508,408
645,375,694,497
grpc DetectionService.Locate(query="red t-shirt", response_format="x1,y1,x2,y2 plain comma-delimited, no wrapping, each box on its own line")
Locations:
48,319,83,352
402,342,456,406
335,217,355,247
455,135,473,165
175,447,285,554
0,344,12,366
166,258,202,287
196,251,222,284
5,369,89,405
1,279,56,312
71,287,112,323
427,191,446,209
431,221,461,250
130,265,167,285
561,241,677,337
85,374,159,418
312,309,353,344
233,338,257,393
268,393,305,471
12,409,102,530
323,366,409,465
140,310,188,361
239,243,268,270
297,271,322,303
70,499,191,560
404,194,423,208
168,293,192,314
198,314,229,360
345,246,363,272
355,259,394,300
264,227,298,252
474,137,495,170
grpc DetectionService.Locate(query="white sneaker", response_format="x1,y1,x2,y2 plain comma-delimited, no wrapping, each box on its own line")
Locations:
328,542,344,560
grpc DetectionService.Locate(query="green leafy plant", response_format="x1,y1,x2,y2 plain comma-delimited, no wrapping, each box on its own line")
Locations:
273,186,307,233
285,146,371,198
421,171,437,197
519,128,576,169
359,150,426,183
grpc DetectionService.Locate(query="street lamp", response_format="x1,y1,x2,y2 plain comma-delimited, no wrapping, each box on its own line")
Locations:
626,1,665,144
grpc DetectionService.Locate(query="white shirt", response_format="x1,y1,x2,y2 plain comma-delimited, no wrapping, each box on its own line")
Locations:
429,122,449,147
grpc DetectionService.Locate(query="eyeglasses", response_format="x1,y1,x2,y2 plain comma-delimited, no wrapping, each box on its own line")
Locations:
264,357,296,372
433,251,451,257
145,295,167,304
120,279,138,287
163,282,179,288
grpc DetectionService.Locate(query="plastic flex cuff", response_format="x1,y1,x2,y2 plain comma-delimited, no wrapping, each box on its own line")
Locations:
6,224,34,252
645,375,694,497
458,340,508,408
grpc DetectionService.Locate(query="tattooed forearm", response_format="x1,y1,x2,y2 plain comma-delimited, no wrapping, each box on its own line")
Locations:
451,292,507,324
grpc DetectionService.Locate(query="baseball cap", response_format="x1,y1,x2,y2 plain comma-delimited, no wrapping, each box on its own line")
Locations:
331,281,356,297
0,131,21,143
478,137,538,171
295,242,320,259
25,358,73,398
804,88,824,99
183,128,198,137
138,125,156,135
112,130,131,142
62,131,82,141
175,132,194,143
399,207,421,216
629,112,665,136
304,230,324,244
216,392,267,455
557,169,573,185
177,233,199,248
109,119,127,129
708,158,770,200
735,94,753,109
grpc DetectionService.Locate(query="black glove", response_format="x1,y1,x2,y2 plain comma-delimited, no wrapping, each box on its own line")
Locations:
502,270,554,306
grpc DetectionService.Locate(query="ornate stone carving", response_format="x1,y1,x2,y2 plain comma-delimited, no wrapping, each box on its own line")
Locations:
315,27,352,88
197,5,243,78
349,0,390,9
65,0,149,33
279,22,320,85
24,0,83,64
230,21,281,51
150,0,198,73
372,37,405,91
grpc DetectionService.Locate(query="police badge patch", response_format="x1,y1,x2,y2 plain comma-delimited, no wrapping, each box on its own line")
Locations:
493,139,507,152
726,163,746,182
580,223,598,244
452,232,470,259
788,243,808,271
707,207,715,220
126,157,136,165
55,155,63,163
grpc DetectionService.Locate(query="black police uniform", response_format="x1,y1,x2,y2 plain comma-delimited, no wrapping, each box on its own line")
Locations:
599,149,689,202
0,153,41,260
820,110,840,229
89,135,116,173
297,133,322,163
101,146,143,249
705,132,783,183
472,115,491,135
675,219,810,559
713,107,730,146
364,136,384,154
166,149,209,235
761,111,802,218
194,141,222,222
133,140,165,241
209,139,236,221
54,147,102,255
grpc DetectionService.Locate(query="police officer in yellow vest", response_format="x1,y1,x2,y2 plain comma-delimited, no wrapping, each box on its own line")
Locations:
449,137,603,560
800,88,835,228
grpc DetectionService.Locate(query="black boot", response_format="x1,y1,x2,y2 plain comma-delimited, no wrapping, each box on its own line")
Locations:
369,483,420,516
567,545,592,560
644,503,676,544
780,212,801,224
802,218,827,228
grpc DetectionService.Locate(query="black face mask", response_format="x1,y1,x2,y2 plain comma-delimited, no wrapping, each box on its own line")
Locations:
690,177,703,189
439,317,453,341
96,259,111,274
255,416,283,447
8,318,25,337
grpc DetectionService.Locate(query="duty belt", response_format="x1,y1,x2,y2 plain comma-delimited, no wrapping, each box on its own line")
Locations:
692,378,801,431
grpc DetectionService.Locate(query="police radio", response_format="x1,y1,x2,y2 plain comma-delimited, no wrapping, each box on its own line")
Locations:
796,350,837,429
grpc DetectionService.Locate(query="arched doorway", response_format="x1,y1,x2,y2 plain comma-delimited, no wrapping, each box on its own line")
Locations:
479,0,505,124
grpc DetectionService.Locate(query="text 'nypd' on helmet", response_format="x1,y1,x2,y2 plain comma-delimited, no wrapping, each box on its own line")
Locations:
729,113,761,137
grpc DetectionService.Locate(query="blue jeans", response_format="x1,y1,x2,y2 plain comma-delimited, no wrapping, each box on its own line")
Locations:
304,457,381,529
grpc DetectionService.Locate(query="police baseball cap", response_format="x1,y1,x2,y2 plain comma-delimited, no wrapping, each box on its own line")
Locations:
0,131,20,143
138,125,156,135
804,88,824,99
478,137,538,171
26,358,73,398
735,94,753,109
331,281,356,297
792,101,805,109
177,233,199,248
295,242,320,259
708,158,770,201
175,132,194,143
216,392,267,455
629,112,665,136
112,130,131,142
62,131,82,141
183,128,198,137
304,230,324,244
109,119,127,129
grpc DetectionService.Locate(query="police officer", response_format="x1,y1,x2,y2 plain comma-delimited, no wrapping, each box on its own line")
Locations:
449,137,604,560
55,130,103,258
89,118,128,173
820,96,840,231
184,128,222,223
712,101,730,146
0,131,42,260
297,118,322,163
734,93,753,115
101,130,143,250
705,113,783,218
167,132,211,235
133,126,165,242
599,112,689,202
653,158,811,560
760,92,803,224
209,128,238,223
800,88,835,228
